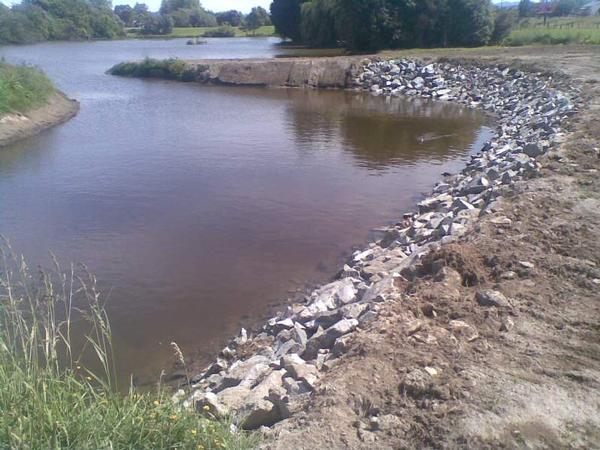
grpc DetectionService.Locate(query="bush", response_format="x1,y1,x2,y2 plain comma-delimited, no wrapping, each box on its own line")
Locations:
108,58,205,81
202,25,236,37
0,241,259,449
0,62,55,115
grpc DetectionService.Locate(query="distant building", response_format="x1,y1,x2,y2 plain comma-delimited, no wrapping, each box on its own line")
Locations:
579,1,600,16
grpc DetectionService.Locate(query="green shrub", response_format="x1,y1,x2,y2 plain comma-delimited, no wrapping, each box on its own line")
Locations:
0,241,258,449
0,62,55,115
202,25,236,37
109,58,203,81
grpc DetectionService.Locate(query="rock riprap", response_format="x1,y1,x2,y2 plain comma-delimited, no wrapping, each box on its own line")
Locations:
174,59,578,430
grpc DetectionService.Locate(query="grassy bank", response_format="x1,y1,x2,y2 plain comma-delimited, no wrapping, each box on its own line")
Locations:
506,16,600,46
0,63,55,116
0,242,258,449
108,58,206,82
126,25,275,39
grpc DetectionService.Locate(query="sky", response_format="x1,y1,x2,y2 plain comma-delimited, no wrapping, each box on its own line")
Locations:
1,0,505,14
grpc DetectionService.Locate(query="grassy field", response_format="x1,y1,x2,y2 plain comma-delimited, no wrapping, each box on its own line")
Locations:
506,15,600,46
0,242,258,449
0,63,55,116
126,25,276,39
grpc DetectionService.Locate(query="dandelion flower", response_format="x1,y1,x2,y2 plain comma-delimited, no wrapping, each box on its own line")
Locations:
169,414,178,421
202,405,210,411
191,429,197,436
153,400,160,406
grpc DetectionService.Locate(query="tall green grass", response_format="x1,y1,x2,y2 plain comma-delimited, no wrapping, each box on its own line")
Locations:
506,16,600,46
505,27,600,45
0,62,56,116
0,241,258,449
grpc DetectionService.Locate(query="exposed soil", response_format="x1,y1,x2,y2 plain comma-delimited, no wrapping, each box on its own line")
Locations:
259,46,600,449
0,92,79,148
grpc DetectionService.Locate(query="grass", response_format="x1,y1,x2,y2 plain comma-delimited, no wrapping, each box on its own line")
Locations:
0,62,55,116
126,26,276,39
0,240,258,449
108,58,207,82
506,15,600,46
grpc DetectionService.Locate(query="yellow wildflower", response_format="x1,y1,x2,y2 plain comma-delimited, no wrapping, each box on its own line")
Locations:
202,405,210,411
153,400,160,406
190,429,197,436
169,414,178,421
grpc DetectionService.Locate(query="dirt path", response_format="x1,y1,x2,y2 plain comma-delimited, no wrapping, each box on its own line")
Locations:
0,92,79,148
260,47,600,449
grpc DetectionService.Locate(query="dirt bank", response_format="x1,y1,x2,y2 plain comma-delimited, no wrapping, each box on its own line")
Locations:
257,46,600,449
183,57,363,88
0,92,79,148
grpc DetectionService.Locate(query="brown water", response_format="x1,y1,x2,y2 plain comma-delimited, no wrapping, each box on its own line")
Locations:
0,38,492,384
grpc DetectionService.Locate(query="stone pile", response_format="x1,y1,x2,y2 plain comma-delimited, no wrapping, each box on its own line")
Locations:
176,59,578,430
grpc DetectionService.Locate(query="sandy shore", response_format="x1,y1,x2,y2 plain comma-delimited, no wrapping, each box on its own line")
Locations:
0,92,79,148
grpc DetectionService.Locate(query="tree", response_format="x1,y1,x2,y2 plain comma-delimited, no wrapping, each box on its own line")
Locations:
159,0,200,15
216,9,243,26
300,0,338,47
552,0,577,16
188,8,216,26
114,4,132,25
334,0,414,52
246,6,270,31
141,13,173,34
443,0,494,47
158,0,216,28
131,3,149,25
518,0,534,17
0,0,125,45
270,0,307,41
490,6,517,44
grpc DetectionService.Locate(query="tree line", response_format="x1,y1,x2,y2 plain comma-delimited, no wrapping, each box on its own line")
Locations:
0,0,272,44
0,0,124,44
113,1,271,36
270,0,507,51
269,0,593,51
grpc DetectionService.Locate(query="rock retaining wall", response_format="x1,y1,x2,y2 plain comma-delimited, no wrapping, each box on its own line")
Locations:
174,58,579,431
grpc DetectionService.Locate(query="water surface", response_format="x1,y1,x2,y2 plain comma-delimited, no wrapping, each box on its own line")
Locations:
0,38,492,383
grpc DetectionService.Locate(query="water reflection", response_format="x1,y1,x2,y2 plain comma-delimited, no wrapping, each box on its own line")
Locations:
281,88,489,169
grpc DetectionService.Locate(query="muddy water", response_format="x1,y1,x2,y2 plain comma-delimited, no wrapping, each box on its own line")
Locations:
0,39,492,384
